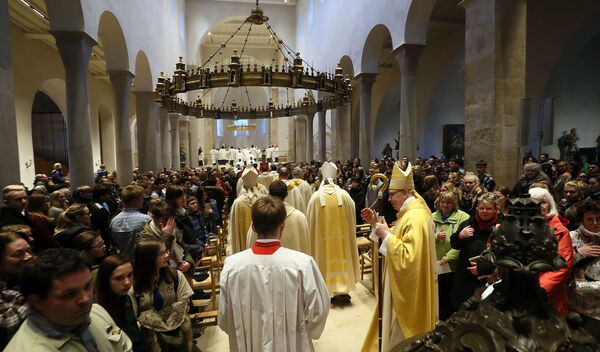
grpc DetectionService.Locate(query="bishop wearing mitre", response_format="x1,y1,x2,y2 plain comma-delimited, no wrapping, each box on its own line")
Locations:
361,161,437,351
307,161,359,302
229,165,265,253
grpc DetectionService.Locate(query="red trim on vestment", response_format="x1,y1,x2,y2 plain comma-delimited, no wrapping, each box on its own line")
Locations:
251,241,281,255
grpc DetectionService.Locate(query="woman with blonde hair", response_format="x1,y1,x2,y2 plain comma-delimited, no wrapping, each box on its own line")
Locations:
54,203,92,234
432,191,470,319
48,190,68,220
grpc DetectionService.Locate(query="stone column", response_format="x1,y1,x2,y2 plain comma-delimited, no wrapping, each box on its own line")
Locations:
356,73,377,169
317,110,326,161
133,91,160,173
295,117,307,162
461,0,526,186
338,103,352,161
189,118,200,167
109,71,134,184
305,112,315,161
394,44,424,162
159,108,171,170
0,0,20,187
288,117,296,162
330,109,339,162
169,113,180,170
52,31,96,188
179,119,190,168
350,91,360,159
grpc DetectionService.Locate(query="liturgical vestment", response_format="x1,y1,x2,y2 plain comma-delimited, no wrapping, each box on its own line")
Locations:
307,183,359,295
361,194,438,352
246,202,311,255
218,242,330,352
286,179,312,215
229,191,263,253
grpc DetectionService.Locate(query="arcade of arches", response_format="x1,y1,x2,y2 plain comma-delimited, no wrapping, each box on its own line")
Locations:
2,0,600,351
3,0,600,190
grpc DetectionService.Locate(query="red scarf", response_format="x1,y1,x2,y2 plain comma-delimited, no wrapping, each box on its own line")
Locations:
475,213,498,231
251,241,281,255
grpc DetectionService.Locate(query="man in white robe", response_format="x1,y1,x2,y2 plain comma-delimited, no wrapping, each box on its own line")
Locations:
246,180,311,255
219,196,329,352
218,146,228,165
307,161,359,301
209,147,218,165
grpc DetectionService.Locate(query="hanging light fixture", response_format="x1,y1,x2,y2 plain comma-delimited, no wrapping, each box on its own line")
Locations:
155,0,352,121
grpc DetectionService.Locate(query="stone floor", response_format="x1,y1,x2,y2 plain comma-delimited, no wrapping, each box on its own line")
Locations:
195,279,377,352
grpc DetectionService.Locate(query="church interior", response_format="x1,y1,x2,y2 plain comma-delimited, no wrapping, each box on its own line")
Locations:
1,0,600,351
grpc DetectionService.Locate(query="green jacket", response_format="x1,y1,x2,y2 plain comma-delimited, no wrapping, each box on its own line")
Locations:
432,209,470,271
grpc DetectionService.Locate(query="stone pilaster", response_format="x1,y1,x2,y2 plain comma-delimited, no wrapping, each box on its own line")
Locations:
295,117,307,162
461,0,526,186
52,31,97,188
189,118,200,167
133,91,160,173
395,44,424,162
0,0,20,187
356,73,377,168
159,107,171,170
168,113,180,170
306,112,315,161
317,110,326,161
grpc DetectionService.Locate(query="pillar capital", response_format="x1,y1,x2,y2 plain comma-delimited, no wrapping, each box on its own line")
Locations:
394,44,425,76
51,31,97,67
354,72,377,86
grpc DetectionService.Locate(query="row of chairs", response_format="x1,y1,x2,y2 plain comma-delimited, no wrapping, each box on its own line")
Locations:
189,198,230,328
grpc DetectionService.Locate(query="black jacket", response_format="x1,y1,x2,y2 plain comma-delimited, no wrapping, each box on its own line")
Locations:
0,207,29,229
449,215,501,311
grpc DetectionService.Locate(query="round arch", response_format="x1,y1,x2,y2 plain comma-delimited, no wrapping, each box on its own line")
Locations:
361,24,393,74
134,50,153,92
403,0,437,45
196,15,247,65
97,11,129,71
339,55,355,78
31,90,69,176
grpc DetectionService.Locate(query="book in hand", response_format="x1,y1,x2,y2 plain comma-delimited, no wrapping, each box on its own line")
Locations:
468,255,490,280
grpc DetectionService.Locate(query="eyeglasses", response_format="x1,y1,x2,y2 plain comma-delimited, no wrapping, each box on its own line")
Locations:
90,240,105,249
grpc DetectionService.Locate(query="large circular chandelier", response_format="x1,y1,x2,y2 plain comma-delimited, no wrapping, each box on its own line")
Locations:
154,1,352,120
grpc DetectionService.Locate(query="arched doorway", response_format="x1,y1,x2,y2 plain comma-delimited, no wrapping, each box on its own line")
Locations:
31,91,68,176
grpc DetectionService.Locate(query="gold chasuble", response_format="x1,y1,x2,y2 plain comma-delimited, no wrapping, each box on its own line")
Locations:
361,193,438,351
307,183,359,295
228,194,255,254
229,165,264,254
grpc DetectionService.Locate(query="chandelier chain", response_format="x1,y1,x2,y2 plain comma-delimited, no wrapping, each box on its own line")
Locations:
244,86,253,109
200,21,247,69
239,22,253,60
220,86,231,110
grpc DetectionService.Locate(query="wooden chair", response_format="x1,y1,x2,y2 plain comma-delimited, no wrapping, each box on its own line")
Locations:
190,257,219,326
356,224,377,295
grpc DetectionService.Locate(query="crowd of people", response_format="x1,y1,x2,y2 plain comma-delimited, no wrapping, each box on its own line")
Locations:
0,148,598,351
